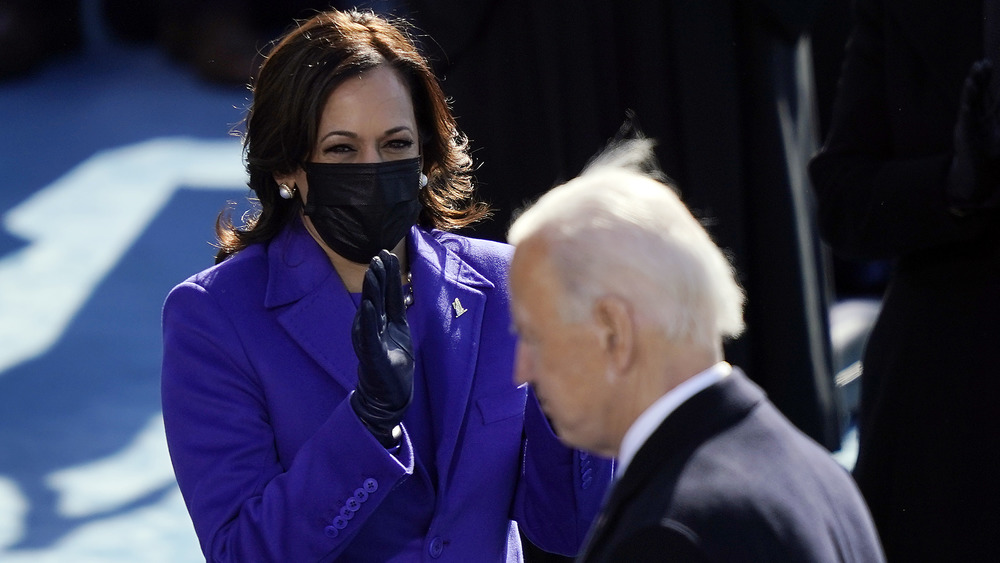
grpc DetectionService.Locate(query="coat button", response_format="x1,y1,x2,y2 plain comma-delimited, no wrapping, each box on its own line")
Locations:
346,497,361,511
428,536,444,558
324,525,339,538
333,516,348,530
354,487,369,502
363,478,378,493
340,506,355,520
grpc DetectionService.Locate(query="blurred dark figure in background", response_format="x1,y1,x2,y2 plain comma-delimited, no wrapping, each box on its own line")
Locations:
408,0,842,452
0,0,81,79
809,0,892,299
0,0,400,84
810,0,853,143
809,0,1000,559
102,0,355,84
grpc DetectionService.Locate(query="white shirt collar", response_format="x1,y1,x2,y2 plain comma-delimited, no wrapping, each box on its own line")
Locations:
615,361,732,479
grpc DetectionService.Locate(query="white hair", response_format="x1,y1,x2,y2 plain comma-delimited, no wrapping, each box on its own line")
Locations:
508,138,745,351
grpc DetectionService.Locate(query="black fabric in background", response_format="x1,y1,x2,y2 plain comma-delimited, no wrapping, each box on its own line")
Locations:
405,0,840,455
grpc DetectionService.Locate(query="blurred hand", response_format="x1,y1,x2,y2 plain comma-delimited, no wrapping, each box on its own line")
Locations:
947,59,1000,215
350,250,414,448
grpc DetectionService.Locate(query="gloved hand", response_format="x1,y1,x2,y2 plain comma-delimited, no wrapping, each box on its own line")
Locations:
350,250,414,448
947,59,1000,215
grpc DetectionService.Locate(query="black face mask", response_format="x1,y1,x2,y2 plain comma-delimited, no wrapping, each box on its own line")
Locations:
302,157,423,264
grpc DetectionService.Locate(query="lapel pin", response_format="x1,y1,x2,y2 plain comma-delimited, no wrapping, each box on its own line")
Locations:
452,298,467,318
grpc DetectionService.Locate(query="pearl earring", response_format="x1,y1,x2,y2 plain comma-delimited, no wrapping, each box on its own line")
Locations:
278,183,296,200
419,173,428,188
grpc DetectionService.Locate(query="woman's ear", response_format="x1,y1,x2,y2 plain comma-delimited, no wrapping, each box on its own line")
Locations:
273,171,295,188
273,168,306,199
594,295,635,376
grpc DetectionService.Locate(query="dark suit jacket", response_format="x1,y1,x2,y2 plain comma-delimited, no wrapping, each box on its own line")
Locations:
578,369,883,562
809,0,1000,559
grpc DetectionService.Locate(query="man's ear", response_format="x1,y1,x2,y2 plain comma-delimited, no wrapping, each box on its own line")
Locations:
594,295,635,376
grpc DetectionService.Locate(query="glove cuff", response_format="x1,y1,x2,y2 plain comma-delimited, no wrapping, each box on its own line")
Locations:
350,390,403,448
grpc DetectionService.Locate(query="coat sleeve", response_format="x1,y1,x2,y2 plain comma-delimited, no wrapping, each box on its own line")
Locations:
161,280,414,562
807,0,991,261
513,389,614,556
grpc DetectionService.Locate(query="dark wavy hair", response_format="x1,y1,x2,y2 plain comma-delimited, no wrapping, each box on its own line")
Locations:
215,9,489,263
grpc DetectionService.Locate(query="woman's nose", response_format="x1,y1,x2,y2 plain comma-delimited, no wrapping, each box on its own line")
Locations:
356,145,384,164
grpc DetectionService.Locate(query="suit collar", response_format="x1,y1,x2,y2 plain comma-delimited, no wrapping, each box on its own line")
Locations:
616,362,732,479
581,368,765,559
612,368,764,504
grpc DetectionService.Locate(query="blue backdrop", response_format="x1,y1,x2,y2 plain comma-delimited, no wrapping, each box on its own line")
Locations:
0,30,251,561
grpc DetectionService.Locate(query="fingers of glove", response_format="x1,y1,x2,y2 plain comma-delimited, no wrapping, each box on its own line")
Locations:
385,349,415,386
379,250,407,324
362,254,387,322
384,312,414,361
352,299,384,367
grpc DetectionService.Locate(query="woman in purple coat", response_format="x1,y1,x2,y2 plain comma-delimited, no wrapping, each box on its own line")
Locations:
160,9,610,562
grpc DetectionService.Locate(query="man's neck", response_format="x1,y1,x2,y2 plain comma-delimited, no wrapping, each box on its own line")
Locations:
615,361,732,478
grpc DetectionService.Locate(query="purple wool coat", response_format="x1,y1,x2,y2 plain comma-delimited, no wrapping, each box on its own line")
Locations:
161,221,611,562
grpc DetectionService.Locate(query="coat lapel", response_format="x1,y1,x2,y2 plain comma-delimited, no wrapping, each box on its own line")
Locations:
264,222,495,489
266,220,360,391
408,227,492,488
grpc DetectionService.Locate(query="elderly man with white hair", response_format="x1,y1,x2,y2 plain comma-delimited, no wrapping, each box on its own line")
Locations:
506,139,884,562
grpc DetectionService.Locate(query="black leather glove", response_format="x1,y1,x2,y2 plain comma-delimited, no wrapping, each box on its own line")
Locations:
350,250,414,448
947,59,1000,215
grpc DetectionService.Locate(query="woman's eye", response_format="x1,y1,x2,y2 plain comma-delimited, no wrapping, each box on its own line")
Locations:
325,144,354,154
385,139,414,150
